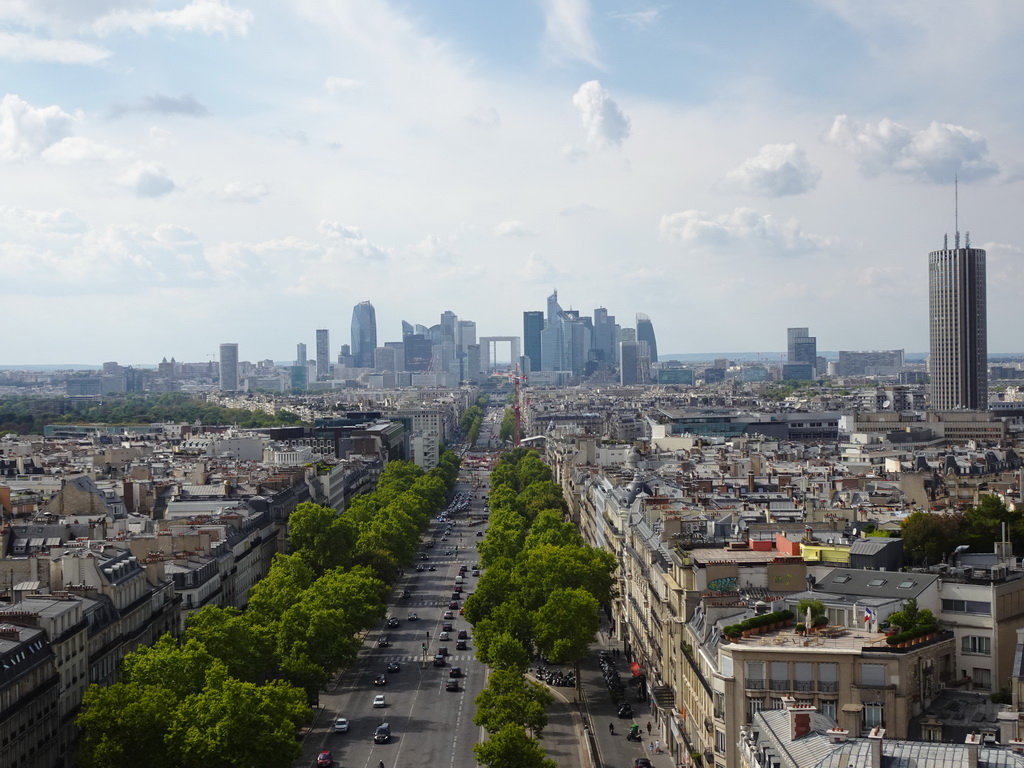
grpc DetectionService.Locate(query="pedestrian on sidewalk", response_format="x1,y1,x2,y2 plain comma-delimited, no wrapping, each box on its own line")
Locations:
646,721,652,735
649,741,654,753
655,739,661,753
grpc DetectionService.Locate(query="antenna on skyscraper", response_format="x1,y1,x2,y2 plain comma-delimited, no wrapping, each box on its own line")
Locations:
954,174,960,249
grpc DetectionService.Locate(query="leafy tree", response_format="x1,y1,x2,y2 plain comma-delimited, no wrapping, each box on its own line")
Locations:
473,723,556,768
516,454,552,490
514,544,617,611
167,674,308,768
121,634,218,697
244,553,316,625
531,587,599,664
463,558,516,624
474,670,554,736
78,682,179,768
900,510,966,564
184,606,274,683
963,494,1024,554
498,409,516,444
487,632,533,673
288,502,358,574
524,509,582,550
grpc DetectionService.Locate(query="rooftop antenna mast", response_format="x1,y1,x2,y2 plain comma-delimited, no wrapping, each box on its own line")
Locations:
954,174,960,249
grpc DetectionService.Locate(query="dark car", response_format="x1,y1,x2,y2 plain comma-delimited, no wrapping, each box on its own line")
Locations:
476,531,484,537
457,630,468,639
459,565,468,574
407,612,419,621
432,654,446,667
438,646,450,656
634,760,653,768
387,661,400,672
450,592,460,601
415,564,424,572
472,568,480,575
377,636,389,647
445,679,459,692
442,622,453,632
444,550,453,556
429,566,437,572
448,667,462,678
374,674,387,686
420,553,429,560
386,617,399,628
455,639,468,650
453,585,463,593
448,600,459,609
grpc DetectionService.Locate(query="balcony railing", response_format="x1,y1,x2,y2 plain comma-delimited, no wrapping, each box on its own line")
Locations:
818,681,839,693
769,679,791,691
793,680,814,692
745,679,765,690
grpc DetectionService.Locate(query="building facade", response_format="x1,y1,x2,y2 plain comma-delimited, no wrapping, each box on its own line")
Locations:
928,234,987,410
351,301,377,369
218,343,238,392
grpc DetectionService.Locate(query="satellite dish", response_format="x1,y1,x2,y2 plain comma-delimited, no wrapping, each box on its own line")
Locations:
882,400,892,409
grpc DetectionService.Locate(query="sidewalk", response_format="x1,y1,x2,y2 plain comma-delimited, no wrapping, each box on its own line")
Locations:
536,627,676,768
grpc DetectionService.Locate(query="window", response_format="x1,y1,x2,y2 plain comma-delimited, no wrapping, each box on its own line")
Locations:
770,662,789,691
897,580,916,589
861,664,886,687
972,668,993,690
867,578,887,587
745,662,765,689
864,701,884,729
820,700,837,721
832,575,851,584
716,729,727,754
942,599,991,614
747,698,764,723
827,607,848,627
962,635,991,655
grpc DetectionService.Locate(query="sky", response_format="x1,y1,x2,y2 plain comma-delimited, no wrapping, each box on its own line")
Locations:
1,0,1022,365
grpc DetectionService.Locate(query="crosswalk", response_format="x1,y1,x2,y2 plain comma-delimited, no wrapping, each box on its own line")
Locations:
373,653,476,664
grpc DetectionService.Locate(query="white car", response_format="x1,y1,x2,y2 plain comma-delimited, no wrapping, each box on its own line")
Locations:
333,717,349,733
439,631,450,641
373,694,386,708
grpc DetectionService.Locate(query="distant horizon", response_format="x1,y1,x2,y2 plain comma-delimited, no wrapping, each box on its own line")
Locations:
3,351,1024,373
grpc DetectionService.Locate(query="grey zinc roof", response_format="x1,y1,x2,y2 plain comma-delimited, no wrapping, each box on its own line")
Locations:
849,538,897,555
813,568,937,600
814,740,1024,768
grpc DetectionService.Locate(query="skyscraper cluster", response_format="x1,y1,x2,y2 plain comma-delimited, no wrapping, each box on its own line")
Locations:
524,291,658,384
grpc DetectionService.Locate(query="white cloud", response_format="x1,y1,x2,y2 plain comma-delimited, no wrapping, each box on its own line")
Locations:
42,136,126,164
540,0,600,66
318,219,389,262
93,0,253,37
610,8,660,30
117,162,176,197
214,181,268,203
520,252,559,281
659,207,833,255
0,94,73,161
0,31,111,63
571,81,630,150
109,93,210,118
0,205,87,235
495,221,534,237
324,76,361,94
466,107,500,129
827,114,999,184
719,143,821,197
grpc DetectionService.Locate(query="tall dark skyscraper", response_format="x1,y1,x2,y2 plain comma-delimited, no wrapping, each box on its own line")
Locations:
523,310,544,372
296,342,307,368
636,313,658,363
218,343,238,391
315,329,330,380
351,300,377,368
929,232,987,410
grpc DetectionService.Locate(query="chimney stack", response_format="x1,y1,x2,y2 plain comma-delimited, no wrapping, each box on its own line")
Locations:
965,732,981,768
784,697,816,742
867,727,885,768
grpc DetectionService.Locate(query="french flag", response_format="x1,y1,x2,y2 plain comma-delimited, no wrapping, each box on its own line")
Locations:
864,608,872,624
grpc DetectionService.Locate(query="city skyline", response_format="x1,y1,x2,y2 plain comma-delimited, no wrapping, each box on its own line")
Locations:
1,3,1023,364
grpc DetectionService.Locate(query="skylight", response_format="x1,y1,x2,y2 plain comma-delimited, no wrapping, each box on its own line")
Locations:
832,575,851,583
867,579,887,587
897,580,916,589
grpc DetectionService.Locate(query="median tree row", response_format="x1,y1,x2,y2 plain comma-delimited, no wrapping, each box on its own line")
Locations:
464,448,616,768
77,452,460,768
459,395,489,446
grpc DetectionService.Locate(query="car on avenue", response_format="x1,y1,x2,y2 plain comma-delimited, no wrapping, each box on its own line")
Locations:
316,750,333,767
373,694,386,708
455,640,468,650
387,661,401,672
386,617,399,628
407,612,419,621
374,674,387,686
333,718,349,734
449,667,462,678
445,680,459,692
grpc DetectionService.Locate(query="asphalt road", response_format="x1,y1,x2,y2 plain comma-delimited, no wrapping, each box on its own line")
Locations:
299,458,492,768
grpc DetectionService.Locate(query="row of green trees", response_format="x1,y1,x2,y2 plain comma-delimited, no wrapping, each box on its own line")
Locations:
498,408,515,443
465,448,616,767
460,396,488,445
0,392,305,434
900,495,1020,564
77,452,460,768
